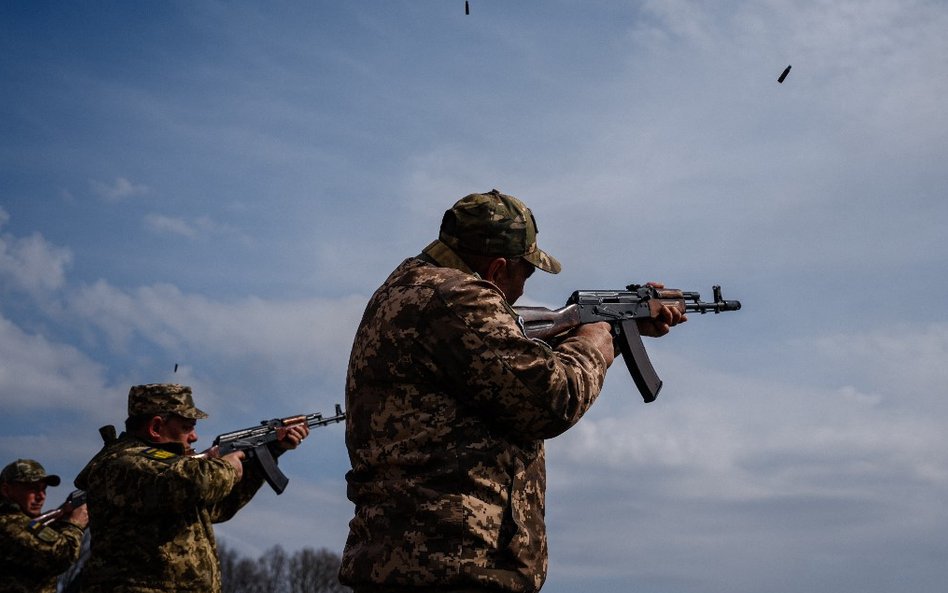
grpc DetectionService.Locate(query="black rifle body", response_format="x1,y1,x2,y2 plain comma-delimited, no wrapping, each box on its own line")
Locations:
516,284,741,402
214,404,345,494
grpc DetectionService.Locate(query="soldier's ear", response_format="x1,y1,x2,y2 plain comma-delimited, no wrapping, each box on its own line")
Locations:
145,415,166,441
482,257,508,284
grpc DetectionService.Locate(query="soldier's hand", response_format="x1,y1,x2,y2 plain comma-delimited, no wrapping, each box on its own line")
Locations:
275,423,310,451
198,445,222,459
574,321,616,367
66,504,89,529
637,282,687,337
636,304,687,337
222,451,245,480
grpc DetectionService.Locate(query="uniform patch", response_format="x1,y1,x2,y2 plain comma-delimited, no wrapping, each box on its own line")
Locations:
140,447,178,462
28,520,60,542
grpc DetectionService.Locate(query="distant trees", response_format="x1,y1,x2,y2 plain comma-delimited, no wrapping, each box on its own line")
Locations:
218,541,351,593
55,535,349,592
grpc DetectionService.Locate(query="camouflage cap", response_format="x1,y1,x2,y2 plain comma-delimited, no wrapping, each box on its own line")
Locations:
437,189,562,274
1,459,61,486
127,383,208,420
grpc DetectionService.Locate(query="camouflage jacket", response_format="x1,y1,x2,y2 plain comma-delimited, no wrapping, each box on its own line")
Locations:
340,247,608,593
74,434,265,593
0,498,84,593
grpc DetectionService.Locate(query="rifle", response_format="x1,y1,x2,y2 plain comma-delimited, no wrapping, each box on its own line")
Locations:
207,404,346,494
515,284,741,403
31,489,87,527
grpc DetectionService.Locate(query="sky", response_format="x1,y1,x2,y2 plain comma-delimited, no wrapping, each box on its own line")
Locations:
2,1,947,592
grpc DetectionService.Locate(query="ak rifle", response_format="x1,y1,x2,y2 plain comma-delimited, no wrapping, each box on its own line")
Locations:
516,284,741,402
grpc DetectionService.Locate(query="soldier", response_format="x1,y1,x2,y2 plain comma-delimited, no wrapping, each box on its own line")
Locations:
340,190,684,593
0,459,88,593
74,383,309,593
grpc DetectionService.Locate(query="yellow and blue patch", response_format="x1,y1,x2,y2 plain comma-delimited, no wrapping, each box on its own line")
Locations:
140,447,178,462
27,520,59,542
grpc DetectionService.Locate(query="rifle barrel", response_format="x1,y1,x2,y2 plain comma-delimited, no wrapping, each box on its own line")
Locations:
679,285,741,314
683,299,741,313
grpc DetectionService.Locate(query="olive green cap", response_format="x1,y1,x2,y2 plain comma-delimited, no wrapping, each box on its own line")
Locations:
434,189,561,274
1,459,61,486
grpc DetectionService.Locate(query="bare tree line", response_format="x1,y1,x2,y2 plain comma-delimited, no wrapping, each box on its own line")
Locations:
56,535,349,593
218,540,351,593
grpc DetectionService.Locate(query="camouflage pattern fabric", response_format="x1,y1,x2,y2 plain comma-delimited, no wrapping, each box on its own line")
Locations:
1,458,61,486
127,383,208,419
0,498,84,593
339,247,608,593
74,434,265,593
437,189,562,274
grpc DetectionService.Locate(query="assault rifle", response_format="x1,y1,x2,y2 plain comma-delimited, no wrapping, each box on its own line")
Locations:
207,404,346,494
31,489,86,527
515,284,741,403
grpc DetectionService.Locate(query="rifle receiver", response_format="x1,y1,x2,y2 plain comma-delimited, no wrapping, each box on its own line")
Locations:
517,283,741,401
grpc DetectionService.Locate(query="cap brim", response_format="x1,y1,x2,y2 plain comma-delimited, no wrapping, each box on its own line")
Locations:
43,475,62,487
524,247,561,274
181,407,209,420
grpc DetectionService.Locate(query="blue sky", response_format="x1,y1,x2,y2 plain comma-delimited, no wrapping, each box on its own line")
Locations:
2,1,947,592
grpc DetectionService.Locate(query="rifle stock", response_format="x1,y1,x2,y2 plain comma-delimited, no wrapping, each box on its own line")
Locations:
516,304,582,340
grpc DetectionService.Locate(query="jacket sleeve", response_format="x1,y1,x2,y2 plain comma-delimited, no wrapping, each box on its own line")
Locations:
426,276,608,439
0,514,84,578
206,462,267,524
119,453,242,515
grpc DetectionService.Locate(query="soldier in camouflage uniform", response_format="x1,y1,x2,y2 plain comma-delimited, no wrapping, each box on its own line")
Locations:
0,458,88,593
340,190,684,593
74,383,309,593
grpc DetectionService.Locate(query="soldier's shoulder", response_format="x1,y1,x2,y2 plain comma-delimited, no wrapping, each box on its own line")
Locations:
387,257,472,287
136,446,183,463
25,520,64,544
0,506,28,532
0,511,64,546
436,271,506,314
89,440,184,473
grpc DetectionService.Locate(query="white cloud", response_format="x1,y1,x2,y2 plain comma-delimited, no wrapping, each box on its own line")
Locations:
143,212,252,244
804,323,948,407
553,324,948,497
0,313,111,413
0,209,73,295
90,176,150,202
67,280,366,380
144,213,199,237
545,352,948,592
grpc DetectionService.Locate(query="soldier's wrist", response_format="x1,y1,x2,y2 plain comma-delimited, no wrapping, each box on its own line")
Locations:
60,521,86,534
